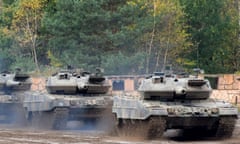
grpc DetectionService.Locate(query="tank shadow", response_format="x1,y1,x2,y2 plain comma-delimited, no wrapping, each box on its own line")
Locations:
164,129,228,142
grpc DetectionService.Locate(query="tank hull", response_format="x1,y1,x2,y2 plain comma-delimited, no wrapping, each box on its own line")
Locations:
0,94,26,124
0,83,4,89
112,95,238,139
68,107,109,119
46,86,77,94
23,91,112,130
7,83,31,91
0,71,31,125
166,117,218,129
47,84,110,94
142,90,211,100
80,84,111,94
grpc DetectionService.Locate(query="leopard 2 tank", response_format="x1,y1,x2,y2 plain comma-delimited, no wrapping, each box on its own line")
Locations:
0,69,31,124
112,68,238,139
23,68,112,130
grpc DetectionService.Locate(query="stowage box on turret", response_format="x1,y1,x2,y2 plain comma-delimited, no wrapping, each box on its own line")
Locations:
23,68,112,130
0,69,31,123
112,68,238,139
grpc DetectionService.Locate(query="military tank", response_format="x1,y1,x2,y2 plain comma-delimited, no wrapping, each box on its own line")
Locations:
0,69,31,124
112,67,238,139
23,68,112,130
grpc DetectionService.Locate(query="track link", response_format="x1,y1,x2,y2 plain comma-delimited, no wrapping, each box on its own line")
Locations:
114,117,166,139
28,108,69,130
215,116,237,138
52,108,69,130
148,117,166,139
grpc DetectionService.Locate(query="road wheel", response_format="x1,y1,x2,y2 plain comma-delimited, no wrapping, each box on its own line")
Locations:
52,108,69,130
115,118,151,139
29,111,55,130
215,116,236,138
147,117,166,139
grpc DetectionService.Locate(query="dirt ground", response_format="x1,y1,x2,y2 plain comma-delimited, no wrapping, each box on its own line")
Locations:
0,119,239,144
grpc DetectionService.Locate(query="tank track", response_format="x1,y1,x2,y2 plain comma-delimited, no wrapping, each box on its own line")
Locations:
28,111,55,129
215,116,236,138
27,108,69,130
177,116,237,138
114,117,166,139
148,117,166,139
0,104,28,125
52,108,69,130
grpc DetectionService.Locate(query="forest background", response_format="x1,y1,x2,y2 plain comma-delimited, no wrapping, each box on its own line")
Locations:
0,0,239,75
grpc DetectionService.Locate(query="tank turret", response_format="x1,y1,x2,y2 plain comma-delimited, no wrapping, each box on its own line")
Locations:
45,70,77,94
139,69,212,100
46,68,110,94
0,69,31,93
0,69,31,124
77,68,110,94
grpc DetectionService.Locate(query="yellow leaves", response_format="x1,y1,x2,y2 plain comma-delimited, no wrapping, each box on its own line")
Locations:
14,0,46,20
15,10,24,19
127,0,140,6
126,24,136,31
150,0,183,21
155,0,169,14
12,0,47,32
47,50,63,68
20,0,46,10
0,27,14,39
10,0,47,69
127,1,136,6
176,58,196,67
126,0,149,10
2,27,11,35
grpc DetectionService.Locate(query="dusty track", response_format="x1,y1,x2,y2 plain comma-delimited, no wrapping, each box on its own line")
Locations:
0,119,238,144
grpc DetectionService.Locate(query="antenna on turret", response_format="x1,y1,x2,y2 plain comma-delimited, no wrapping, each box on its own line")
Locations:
193,68,204,78
162,65,173,77
67,65,74,70
95,67,104,77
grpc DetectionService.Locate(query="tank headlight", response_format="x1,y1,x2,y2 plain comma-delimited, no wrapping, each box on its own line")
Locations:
58,102,64,106
8,96,13,101
70,101,76,106
211,108,219,114
167,108,175,114
199,108,204,113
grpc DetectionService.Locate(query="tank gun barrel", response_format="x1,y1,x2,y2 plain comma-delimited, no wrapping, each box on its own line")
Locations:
6,80,21,87
175,86,186,96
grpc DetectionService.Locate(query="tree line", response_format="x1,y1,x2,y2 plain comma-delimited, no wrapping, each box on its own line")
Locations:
0,0,239,75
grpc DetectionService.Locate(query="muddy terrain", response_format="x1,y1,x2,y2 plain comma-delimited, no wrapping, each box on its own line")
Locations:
0,119,239,144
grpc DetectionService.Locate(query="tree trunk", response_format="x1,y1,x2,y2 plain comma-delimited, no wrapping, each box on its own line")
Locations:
163,24,171,71
26,14,40,72
154,51,160,72
32,40,40,72
146,0,156,74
